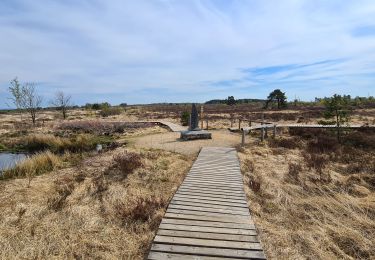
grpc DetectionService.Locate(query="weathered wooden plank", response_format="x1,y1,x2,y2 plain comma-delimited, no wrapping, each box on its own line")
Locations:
169,201,249,213
157,229,259,242
183,179,243,187
184,176,242,182
168,204,250,216
189,171,242,177
150,244,266,259
177,188,245,197
154,235,263,250
181,183,243,190
166,209,252,221
176,190,246,200
174,194,248,204
161,218,255,230
172,197,248,208
179,184,244,193
159,223,257,235
186,175,242,180
164,212,253,225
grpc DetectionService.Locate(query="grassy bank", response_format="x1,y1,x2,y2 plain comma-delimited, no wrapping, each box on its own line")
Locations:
239,129,375,259
0,147,193,259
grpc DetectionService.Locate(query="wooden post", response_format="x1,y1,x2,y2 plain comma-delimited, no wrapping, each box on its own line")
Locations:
262,113,268,138
238,119,242,130
273,124,277,138
241,130,245,146
189,114,192,131
230,119,233,128
206,119,208,130
249,120,252,127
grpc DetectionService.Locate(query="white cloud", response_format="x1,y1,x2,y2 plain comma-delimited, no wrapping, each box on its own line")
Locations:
0,0,375,106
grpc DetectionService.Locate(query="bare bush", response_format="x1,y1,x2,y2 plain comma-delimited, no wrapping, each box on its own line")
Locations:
59,121,154,135
112,196,166,226
287,162,302,182
248,176,261,193
51,91,72,119
303,152,328,180
113,151,143,175
307,135,339,154
100,107,123,117
269,137,301,149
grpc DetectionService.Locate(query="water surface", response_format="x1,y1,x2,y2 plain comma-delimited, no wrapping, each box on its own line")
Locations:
0,153,27,171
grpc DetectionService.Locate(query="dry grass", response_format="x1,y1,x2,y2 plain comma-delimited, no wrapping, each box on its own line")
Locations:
0,147,193,259
238,136,375,259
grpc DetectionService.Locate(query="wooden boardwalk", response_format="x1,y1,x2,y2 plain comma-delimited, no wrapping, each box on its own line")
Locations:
148,147,266,260
134,120,187,132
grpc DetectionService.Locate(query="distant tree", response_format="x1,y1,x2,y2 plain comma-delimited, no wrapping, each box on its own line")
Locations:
180,111,190,126
265,89,287,109
20,83,43,125
101,102,111,109
51,91,72,119
8,77,23,120
8,79,43,125
119,103,127,107
226,96,236,106
323,94,351,143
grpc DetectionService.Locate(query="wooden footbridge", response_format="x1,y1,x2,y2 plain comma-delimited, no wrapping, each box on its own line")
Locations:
148,147,265,259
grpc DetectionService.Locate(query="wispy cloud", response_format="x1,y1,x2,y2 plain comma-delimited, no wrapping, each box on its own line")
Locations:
1,0,375,106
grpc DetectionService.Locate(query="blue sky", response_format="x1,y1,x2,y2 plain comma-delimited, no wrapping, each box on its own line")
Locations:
0,0,375,106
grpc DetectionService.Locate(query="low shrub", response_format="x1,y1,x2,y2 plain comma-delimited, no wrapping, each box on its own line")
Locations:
113,151,143,175
243,158,255,173
289,128,327,139
2,151,61,180
113,196,166,223
59,121,153,135
307,135,339,154
302,151,328,178
269,137,301,149
248,175,261,193
287,162,302,182
100,107,123,117
344,131,375,150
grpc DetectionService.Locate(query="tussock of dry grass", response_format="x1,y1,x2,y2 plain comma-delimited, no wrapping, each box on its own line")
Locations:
239,134,375,259
0,147,192,259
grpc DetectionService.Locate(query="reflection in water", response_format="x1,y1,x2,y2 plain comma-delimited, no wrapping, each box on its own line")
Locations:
0,153,27,171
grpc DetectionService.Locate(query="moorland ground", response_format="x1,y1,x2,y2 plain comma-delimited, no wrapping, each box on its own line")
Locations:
0,104,374,259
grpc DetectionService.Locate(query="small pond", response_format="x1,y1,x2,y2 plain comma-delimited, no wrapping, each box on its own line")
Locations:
0,152,28,172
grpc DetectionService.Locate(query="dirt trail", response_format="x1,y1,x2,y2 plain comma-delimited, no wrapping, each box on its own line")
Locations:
132,129,241,155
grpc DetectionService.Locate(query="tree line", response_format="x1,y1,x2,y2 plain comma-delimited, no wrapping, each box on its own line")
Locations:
7,78,130,125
